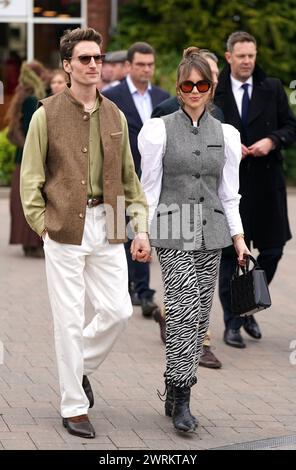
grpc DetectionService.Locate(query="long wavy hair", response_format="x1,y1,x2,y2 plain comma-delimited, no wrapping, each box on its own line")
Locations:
5,61,48,145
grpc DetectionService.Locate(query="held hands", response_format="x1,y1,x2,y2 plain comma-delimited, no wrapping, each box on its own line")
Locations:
241,144,250,159
130,232,152,263
232,235,251,267
241,138,274,159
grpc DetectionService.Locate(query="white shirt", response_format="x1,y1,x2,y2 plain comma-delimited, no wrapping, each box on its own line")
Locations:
230,75,253,117
126,74,153,123
138,117,244,237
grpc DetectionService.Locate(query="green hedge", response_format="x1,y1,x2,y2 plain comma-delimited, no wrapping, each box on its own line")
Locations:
0,128,16,186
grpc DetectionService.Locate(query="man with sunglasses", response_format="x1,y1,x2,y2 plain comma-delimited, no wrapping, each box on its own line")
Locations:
20,27,150,438
151,49,223,370
215,31,296,348
103,42,170,321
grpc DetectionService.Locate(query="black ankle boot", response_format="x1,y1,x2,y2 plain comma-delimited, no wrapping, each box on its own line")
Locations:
165,383,197,423
172,386,197,432
163,383,196,424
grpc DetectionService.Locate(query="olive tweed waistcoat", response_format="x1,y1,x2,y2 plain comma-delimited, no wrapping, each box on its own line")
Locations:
40,87,126,245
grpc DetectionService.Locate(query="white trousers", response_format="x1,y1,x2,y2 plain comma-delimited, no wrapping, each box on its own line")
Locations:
43,205,133,418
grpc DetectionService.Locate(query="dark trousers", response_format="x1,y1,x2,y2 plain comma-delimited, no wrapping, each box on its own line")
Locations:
219,245,283,330
125,239,155,300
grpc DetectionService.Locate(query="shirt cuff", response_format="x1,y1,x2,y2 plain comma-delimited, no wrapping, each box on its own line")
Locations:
26,213,46,237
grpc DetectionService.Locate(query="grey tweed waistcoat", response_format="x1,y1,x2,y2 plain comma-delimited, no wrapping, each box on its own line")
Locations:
150,109,232,251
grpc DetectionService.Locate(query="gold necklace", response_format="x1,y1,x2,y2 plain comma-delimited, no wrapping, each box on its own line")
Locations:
84,101,96,113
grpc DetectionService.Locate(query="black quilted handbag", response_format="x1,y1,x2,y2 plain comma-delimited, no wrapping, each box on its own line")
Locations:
230,255,271,317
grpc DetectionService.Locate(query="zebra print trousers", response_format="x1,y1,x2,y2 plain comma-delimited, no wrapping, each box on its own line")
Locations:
156,247,221,388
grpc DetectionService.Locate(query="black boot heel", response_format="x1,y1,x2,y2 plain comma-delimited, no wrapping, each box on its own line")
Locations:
172,386,197,432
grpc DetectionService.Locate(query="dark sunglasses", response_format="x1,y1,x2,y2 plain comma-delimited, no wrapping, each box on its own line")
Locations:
180,80,211,93
70,54,106,65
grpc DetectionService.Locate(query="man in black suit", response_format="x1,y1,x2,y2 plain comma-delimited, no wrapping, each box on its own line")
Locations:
103,42,170,318
214,31,296,348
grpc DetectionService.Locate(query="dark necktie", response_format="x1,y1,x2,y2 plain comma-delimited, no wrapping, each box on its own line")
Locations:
241,83,250,128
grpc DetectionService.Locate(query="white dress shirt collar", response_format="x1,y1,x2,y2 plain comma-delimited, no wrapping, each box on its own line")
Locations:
126,74,153,123
230,74,253,93
126,74,152,95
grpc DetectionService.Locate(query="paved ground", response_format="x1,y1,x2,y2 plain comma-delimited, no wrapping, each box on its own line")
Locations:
0,187,296,450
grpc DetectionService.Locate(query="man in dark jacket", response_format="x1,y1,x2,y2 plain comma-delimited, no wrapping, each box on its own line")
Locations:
214,31,296,348
103,42,169,319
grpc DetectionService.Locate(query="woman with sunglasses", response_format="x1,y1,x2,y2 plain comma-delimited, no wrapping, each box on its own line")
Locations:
138,47,250,433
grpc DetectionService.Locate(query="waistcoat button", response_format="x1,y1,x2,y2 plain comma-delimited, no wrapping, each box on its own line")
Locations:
82,147,88,153
203,219,207,225
195,173,200,179
199,196,204,202
193,150,200,156
83,115,88,121
79,213,84,219
81,180,86,185
191,128,198,135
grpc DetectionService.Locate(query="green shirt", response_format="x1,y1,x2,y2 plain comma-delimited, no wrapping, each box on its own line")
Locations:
16,96,38,164
20,98,148,236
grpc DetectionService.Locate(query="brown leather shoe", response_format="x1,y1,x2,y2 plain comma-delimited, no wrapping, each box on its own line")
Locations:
82,375,94,408
199,346,222,369
62,414,95,438
153,308,166,344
